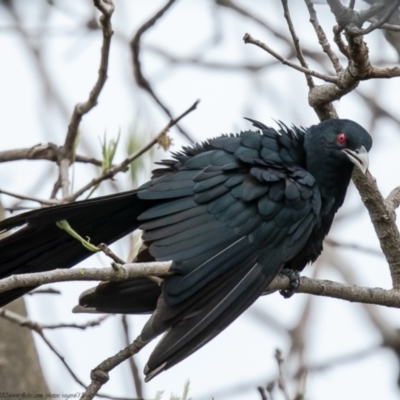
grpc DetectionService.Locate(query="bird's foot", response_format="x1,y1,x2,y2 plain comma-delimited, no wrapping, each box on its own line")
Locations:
279,268,300,299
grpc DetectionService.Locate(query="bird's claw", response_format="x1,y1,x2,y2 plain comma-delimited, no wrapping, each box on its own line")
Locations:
279,268,300,299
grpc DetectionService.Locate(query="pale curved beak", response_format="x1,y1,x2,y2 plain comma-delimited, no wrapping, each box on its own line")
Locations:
341,146,369,174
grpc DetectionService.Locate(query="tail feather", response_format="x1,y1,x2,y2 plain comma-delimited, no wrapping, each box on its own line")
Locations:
143,259,277,381
0,191,146,306
73,278,161,314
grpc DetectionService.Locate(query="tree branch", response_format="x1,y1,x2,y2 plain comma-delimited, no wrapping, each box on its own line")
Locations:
352,169,400,289
0,189,60,206
82,336,147,400
281,0,315,89
243,33,338,83
121,316,143,399
304,0,343,74
0,262,172,294
3,263,400,309
59,0,115,198
0,144,103,167
130,0,194,143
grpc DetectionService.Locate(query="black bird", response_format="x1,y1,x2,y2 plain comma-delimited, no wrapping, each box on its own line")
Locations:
0,118,372,380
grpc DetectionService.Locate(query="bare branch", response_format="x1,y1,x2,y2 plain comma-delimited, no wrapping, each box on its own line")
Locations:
0,189,60,206
304,0,344,73
325,237,382,256
367,65,400,78
297,344,381,377
281,0,315,89
146,44,279,72
333,25,350,58
82,336,147,400
267,274,400,309
375,20,400,32
42,315,110,330
0,144,104,167
0,262,172,294
352,169,400,289
60,0,115,197
243,33,338,83
350,0,400,36
130,0,194,143
326,0,348,21
386,186,400,211
216,0,291,43
275,349,291,400
121,316,143,399
98,243,126,265
3,262,400,309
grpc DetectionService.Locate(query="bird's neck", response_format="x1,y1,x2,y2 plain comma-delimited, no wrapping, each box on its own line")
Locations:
308,157,354,216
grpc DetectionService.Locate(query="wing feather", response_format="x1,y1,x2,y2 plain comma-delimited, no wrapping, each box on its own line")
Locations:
74,125,318,379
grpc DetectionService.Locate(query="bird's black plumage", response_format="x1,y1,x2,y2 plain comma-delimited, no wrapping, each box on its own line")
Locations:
0,118,372,380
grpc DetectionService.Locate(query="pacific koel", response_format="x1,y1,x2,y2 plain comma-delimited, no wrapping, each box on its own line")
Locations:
0,118,372,380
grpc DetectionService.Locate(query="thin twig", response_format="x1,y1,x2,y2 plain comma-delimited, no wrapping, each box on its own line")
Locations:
130,0,194,143
243,33,338,83
146,44,279,72
99,243,161,284
275,350,291,400
0,145,103,167
357,90,400,131
281,0,315,89
0,189,60,206
325,238,382,257
42,315,110,330
386,186,400,211
296,344,380,378
82,336,147,400
257,387,268,400
59,0,115,198
304,0,343,73
3,263,400,309
374,20,400,32
98,243,126,264
216,0,291,43
333,26,350,58
350,0,400,36
121,316,144,399
0,261,172,294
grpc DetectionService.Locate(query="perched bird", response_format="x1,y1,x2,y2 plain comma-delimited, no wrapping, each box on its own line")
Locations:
0,118,372,380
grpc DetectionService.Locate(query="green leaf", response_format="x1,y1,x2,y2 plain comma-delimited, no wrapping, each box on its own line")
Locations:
127,124,154,186
155,391,164,400
100,130,121,172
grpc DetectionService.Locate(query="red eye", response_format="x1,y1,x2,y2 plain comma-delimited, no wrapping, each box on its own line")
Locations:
337,133,346,145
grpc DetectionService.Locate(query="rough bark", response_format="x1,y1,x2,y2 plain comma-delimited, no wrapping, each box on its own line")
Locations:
0,299,49,393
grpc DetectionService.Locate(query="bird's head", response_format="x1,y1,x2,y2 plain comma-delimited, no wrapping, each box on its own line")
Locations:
305,119,372,175
304,119,372,210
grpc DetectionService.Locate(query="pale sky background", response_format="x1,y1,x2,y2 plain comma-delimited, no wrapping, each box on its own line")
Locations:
1,1,400,399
